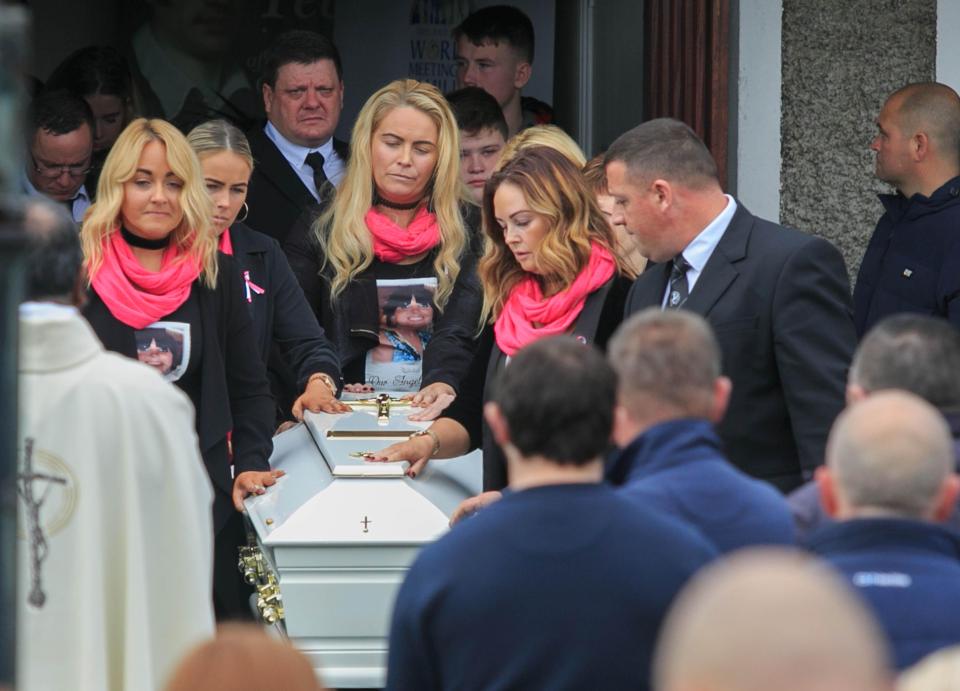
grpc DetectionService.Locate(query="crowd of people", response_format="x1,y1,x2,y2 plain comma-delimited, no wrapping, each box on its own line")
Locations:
14,3,960,690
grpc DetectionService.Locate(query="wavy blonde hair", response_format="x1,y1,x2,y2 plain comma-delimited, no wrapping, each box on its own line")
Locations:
496,124,587,172
316,79,467,308
479,145,619,323
82,118,217,287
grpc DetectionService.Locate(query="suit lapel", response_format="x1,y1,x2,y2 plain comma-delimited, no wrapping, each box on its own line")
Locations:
683,204,753,317
249,128,315,208
629,261,672,310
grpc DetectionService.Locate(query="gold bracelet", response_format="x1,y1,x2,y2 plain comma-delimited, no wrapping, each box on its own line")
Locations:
307,372,337,395
409,429,441,457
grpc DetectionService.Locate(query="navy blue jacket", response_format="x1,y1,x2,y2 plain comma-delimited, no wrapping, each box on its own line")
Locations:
854,176,960,337
789,412,960,541
608,418,795,553
227,223,341,419
808,518,960,669
386,483,717,691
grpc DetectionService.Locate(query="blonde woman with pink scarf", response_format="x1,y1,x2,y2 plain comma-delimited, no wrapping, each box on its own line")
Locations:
284,79,482,417
81,118,278,620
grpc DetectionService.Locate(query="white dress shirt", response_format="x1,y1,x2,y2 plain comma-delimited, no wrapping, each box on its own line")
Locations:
264,121,345,200
662,195,738,307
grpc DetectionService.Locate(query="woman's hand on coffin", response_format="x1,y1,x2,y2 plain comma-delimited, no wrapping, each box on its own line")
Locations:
233,469,286,511
343,382,375,393
450,491,503,526
407,391,456,421
405,382,456,420
292,380,352,419
366,437,435,478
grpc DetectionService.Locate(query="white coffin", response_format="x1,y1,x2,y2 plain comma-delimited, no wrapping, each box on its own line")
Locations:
243,397,481,689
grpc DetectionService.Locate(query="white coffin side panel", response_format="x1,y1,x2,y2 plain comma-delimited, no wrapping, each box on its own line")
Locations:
244,404,481,689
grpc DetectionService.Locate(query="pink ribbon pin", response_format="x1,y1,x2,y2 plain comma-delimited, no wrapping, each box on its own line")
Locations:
243,270,265,303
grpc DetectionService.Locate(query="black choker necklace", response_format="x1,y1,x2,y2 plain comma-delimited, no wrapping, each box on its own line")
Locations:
120,225,171,250
373,193,423,211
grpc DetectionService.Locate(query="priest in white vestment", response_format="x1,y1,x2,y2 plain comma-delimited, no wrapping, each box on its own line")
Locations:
15,201,216,691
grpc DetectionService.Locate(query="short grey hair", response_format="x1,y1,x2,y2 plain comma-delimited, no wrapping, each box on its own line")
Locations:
828,390,954,519
604,118,718,189
851,314,960,411
607,308,721,418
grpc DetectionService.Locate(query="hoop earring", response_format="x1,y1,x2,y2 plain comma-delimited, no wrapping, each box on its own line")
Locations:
236,202,249,224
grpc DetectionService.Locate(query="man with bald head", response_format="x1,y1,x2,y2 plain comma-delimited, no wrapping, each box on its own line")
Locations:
606,118,856,491
654,549,892,691
855,82,960,336
810,391,960,669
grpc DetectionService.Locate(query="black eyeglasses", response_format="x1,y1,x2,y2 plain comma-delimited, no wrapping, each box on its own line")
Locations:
30,153,91,180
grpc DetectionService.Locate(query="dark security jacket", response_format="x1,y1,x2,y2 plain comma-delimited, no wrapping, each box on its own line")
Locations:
854,176,960,337
608,418,796,553
809,518,960,670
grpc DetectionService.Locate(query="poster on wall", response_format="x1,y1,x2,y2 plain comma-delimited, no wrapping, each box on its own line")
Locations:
407,0,472,94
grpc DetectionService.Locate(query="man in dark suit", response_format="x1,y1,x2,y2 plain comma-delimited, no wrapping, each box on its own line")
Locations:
245,30,349,243
605,118,856,492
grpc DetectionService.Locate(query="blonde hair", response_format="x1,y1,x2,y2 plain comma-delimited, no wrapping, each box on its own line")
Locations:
186,119,255,170
316,79,467,308
479,145,618,323
497,124,587,171
82,118,218,287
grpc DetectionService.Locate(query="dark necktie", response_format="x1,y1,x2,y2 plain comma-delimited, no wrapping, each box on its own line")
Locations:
304,151,328,197
665,255,692,309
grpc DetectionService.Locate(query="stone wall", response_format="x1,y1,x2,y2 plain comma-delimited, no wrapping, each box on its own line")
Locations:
780,0,936,280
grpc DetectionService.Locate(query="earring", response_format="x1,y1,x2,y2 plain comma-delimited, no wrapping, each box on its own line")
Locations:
237,202,249,224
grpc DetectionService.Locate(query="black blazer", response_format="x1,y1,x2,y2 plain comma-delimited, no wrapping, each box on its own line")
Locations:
84,254,274,530
227,222,342,419
445,274,631,491
625,203,856,492
245,124,349,243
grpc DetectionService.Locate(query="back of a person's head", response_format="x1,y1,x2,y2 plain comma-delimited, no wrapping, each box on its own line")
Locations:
22,198,83,303
852,314,960,411
260,30,342,88
898,644,960,691
453,5,535,64
164,624,326,691
498,124,586,168
655,549,892,691
446,85,508,140
45,45,133,102
889,82,960,159
608,308,721,420
827,390,954,519
28,89,94,140
605,118,718,189
490,336,617,465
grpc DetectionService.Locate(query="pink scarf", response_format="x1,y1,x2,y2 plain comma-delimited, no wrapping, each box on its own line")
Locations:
91,229,202,329
494,243,616,356
366,206,440,263
218,227,233,255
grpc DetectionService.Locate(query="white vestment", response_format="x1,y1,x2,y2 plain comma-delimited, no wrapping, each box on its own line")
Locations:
16,307,216,691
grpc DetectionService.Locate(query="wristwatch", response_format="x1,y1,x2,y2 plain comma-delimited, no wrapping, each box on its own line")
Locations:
409,428,441,458
308,372,338,395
